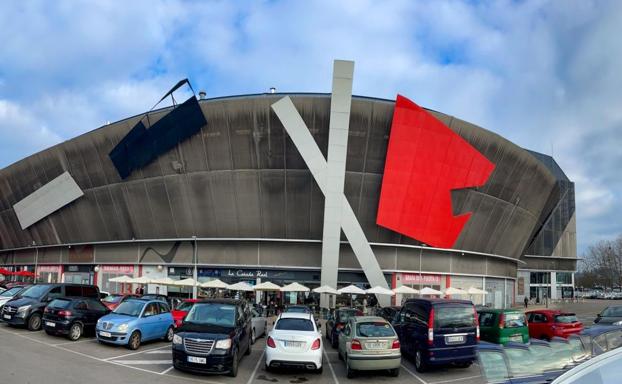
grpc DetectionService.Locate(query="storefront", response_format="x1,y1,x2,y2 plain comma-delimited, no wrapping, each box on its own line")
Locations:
36,265,62,283
62,265,94,285
98,265,135,294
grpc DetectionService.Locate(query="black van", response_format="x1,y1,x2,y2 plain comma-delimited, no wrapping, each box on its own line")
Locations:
1,283,100,331
393,298,479,372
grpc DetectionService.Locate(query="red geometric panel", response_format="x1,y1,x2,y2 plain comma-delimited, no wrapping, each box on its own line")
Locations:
376,95,495,248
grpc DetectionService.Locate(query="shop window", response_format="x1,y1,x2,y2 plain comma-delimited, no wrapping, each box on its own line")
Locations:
530,272,550,285
556,272,572,285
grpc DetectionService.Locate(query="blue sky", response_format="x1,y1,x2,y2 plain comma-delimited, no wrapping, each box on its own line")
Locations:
0,0,621,255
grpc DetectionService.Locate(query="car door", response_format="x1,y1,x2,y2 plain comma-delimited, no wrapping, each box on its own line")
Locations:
237,305,249,354
87,299,109,327
400,305,417,356
73,300,88,325
479,312,494,341
140,302,160,340
157,302,172,336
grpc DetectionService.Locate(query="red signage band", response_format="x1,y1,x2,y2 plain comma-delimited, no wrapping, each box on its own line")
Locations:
100,265,135,274
401,273,442,285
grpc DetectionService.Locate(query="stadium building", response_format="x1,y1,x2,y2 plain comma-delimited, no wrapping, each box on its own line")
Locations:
0,63,577,308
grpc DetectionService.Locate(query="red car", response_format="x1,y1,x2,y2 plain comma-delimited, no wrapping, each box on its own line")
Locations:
526,309,583,340
101,294,140,311
172,299,198,327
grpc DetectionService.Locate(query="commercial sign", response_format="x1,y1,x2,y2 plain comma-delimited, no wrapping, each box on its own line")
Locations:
401,273,442,285
36,265,61,273
100,265,134,274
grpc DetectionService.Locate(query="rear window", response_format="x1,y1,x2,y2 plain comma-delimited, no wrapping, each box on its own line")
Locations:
176,301,194,312
337,309,360,323
554,314,578,323
356,322,395,337
504,312,526,328
102,295,123,303
48,299,72,309
275,318,314,331
434,306,476,328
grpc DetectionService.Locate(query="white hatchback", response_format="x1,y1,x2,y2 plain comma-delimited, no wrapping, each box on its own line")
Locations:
265,312,323,373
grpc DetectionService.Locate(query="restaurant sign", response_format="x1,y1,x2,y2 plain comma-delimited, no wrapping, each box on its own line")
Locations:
401,273,442,285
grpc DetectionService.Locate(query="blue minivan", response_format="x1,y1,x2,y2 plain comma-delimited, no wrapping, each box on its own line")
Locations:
393,298,478,372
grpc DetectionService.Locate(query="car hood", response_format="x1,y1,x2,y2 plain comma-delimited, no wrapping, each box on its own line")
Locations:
176,322,235,339
0,296,16,305
100,313,139,324
3,297,38,307
596,316,622,324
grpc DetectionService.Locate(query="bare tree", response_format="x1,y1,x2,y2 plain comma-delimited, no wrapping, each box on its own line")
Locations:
578,235,622,289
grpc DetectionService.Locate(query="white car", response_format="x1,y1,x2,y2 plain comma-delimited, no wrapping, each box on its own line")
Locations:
251,308,267,344
551,344,622,383
0,286,27,309
265,312,323,373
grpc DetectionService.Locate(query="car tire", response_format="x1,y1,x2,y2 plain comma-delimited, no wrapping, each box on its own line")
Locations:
346,356,355,379
331,332,338,349
228,350,239,377
163,326,174,342
44,329,54,336
456,361,472,368
251,328,256,344
127,331,141,350
338,349,343,361
27,313,42,331
68,323,83,341
389,368,400,377
315,364,323,374
415,349,427,373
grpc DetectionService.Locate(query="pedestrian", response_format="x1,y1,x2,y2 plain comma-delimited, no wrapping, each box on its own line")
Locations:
524,296,529,309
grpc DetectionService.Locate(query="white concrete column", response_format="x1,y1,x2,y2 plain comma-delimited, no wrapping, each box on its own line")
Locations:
551,271,557,300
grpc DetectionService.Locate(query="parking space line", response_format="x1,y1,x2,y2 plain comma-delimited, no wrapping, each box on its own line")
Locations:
401,363,428,384
145,349,171,354
111,360,172,365
52,338,98,346
430,375,481,384
323,350,339,384
246,350,265,384
159,366,175,375
102,345,170,361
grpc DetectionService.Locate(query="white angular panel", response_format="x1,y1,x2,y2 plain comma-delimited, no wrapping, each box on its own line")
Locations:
13,171,84,230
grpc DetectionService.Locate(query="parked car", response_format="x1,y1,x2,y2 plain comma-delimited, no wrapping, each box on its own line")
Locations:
575,325,622,357
505,341,561,383
0,287,5,294
172,299,252,377
527,310,583,340
376,306,401,323
551,344,622,383
594,305,622,325
171,299,198,328
101,294,140,311
477,342,550,383
251,307,267,344
2,283,99,331
0,285,29,310
325,307,363,348
43,297,110,340
526,338,569,380
338,315,401,378
393,298,478,372
265,312,323,373
284,305,312,314
478,309,529,344
96,298,174,350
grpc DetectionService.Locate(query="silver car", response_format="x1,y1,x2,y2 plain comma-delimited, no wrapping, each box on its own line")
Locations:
251,308,267,344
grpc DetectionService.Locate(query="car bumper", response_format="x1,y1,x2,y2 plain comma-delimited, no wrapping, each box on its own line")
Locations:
1,312,27,326
96,329,130,345
426,345,477,365
347,353,401,370
42,318,72,334
173,349,234,374
265,348,323,370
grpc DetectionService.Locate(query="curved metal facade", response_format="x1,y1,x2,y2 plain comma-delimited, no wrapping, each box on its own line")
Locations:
0,94,568,264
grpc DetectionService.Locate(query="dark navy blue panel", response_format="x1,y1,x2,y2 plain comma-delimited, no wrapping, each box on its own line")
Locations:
109,96,207,179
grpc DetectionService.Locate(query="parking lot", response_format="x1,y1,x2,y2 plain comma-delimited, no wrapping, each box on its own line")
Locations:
0,319,484,384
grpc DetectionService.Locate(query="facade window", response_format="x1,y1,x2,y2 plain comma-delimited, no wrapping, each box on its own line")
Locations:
556,272,572,285
530,272,550,285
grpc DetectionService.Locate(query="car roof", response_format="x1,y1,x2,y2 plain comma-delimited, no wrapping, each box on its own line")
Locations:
352,316,387,323
506,341,530,350
526,309,562,315
478,308,522,314
581,325,622,336
404,298,473,305
194,298,245,306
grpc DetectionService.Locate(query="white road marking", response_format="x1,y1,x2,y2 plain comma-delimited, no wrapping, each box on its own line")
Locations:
246,350,265,384
431,375,482,384
145,350,172,354
102,345,170,360
111,360,172,365
159,366,175,375
53,338,98,346
323,349,340,384
401,363,428,384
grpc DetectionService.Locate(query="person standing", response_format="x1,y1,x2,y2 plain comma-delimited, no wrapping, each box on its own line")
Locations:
524,296,529,309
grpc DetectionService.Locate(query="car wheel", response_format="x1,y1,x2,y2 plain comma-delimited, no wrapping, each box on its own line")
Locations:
68,323,83,341
389,368,400,377
163,326,174,342
346,356,355,379
415,349,427,373
127,331,141,350
251,328,256,344
331,332,338,349
27,313,42,331
228,350,239,377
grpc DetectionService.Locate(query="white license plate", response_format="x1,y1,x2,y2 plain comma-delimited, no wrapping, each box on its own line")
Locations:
510,335,523,342
188,356,207,364
45,321,55,327
284,341,303,348
99,331,112,338
446,335,465,344
3,314,10,320
366,342,385,350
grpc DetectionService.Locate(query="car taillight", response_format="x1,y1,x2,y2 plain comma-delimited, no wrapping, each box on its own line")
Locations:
311,338,321,350
351,339,362,350
267,336,276,348
474,307,480,342
58,310,72,317
428,308,435,346
499,313,505,329
391,339,400,349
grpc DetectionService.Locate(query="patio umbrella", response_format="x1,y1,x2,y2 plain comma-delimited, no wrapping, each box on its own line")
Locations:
444,287,468,296
201,279,229,289
392,285,419,294
467,287,488,295
174,278,199,287
150,277,177,286
253,281,282,291
365,286,395,296
313,285,339,295
420,287,443,296
109,275,134,283
338,284,366,307
280,282,310,292
226,281,254,291
0,268,14,276
128,276,153,284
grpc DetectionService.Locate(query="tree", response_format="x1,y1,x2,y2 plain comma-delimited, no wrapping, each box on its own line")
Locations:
578,235,622,289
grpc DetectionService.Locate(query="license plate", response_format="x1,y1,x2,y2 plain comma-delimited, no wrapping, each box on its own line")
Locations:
510,335,523,342
3,314,10,320
366,342,385,350
446,335,465,344
45,321,55,327
188,356,207,364
99,331,112,338
284,341,303,348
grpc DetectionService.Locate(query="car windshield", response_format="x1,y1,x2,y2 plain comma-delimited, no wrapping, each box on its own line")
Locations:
504,312,526,328
337,309,359,322
286,306,310,313
0,287,22,297
275,318,315,331
20,285,50,299
530,345,561,371
356,321,395,337
185,303,236,327
49,299,72,309
102,295,123,304
114,300,145,317
505,347,539,376
434,306,475,328
479,351,510,382
555,314,578,323
601,306,622,317
176,301,195,312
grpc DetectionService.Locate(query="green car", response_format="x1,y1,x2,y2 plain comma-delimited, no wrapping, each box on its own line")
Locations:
478,309,529,345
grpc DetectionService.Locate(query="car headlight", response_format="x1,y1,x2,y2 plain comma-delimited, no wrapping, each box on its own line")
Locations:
215,338,232,349
173,334,182,345
117,323,129,332
613,321,622,326
17,305,31,312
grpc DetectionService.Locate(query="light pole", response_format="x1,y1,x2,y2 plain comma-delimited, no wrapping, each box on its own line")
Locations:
192,236,198,299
